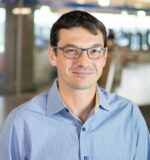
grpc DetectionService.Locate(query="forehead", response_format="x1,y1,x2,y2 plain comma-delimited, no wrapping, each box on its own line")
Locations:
57,27,104,47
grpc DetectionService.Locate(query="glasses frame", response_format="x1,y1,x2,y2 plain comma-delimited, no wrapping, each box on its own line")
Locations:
53,45,106,60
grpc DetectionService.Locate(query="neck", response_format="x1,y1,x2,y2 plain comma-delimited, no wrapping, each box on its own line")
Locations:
58,81,97,122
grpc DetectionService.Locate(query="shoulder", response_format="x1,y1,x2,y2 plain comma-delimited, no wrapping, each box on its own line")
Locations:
98,87,135,107
98,87,149,134
98,87,146,122
1,89,49,130
17,89,48,114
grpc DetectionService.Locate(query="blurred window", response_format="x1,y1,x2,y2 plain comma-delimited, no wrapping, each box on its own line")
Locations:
0,8,6,54
34,6,60,48
92,12,150,51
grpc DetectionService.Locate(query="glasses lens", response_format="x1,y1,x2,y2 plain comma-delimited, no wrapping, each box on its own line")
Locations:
63,47,81,59
88,47,105,59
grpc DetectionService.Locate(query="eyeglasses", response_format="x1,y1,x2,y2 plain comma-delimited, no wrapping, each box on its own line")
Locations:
53,45,106,59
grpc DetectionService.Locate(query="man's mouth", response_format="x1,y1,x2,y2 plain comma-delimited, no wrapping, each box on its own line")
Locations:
72,71,94,78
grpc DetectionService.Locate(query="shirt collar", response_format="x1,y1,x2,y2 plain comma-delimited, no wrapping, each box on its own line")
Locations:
97,87,111,111
46,80,65,116
94,88,99,113
46,80,111,116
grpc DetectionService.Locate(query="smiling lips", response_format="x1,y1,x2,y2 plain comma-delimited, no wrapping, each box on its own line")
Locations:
71,69,95,78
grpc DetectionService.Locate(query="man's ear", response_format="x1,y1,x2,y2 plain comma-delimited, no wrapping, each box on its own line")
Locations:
48,46,57,67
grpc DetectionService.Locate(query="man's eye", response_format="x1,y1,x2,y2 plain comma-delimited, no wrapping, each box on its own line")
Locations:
90,48,101,54
65,48,76,53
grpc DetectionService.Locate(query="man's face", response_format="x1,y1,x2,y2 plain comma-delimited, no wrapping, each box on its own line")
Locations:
49,27,107,91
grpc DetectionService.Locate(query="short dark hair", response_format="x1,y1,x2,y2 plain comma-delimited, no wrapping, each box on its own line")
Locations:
50,10,107,47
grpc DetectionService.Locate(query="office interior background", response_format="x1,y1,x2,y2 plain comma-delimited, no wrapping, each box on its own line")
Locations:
0,0,150,129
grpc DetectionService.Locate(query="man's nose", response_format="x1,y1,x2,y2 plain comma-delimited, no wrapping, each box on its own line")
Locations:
77,50,90,64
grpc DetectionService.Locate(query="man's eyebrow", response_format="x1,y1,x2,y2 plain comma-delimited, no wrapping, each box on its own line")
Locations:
62,44,78,48
63,43,104,48
90,44,104,48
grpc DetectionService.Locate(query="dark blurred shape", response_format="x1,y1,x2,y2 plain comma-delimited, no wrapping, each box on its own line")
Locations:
1,0,38,4
64,1,98,8
107,29,115,52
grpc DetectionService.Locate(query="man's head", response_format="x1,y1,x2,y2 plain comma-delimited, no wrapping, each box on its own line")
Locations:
50,10,107,48
48,10,107,91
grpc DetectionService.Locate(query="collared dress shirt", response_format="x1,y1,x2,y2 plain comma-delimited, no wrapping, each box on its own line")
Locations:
0,80,150,160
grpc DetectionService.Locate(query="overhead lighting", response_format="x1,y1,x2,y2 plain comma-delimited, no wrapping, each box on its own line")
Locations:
76,0,85,4
12,7,32,15
40,6,51,13
98,0,110,7
34,6,58,26
137,0,150,2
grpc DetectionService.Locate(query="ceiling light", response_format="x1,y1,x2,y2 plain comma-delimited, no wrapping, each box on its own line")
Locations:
137,0,150,2
40,6,51,13
98,0,110,7
12,7,32,15
76,0,85,4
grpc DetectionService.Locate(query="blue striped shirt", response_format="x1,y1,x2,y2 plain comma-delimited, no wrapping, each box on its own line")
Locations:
0,80,150,160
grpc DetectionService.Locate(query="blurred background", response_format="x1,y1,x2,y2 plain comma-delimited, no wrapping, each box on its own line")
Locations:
0,0,150,129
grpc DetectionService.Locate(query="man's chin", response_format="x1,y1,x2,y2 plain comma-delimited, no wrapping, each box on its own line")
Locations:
70,82,96,91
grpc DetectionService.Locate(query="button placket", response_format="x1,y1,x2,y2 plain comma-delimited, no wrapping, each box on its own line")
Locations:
80,126,91,160
84,156,88,160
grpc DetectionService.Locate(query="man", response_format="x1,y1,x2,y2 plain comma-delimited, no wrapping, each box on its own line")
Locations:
0,10,149,160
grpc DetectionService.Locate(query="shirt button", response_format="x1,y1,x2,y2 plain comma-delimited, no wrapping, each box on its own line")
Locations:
82,127,86,131
84,156,88,160
65,108,69,112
